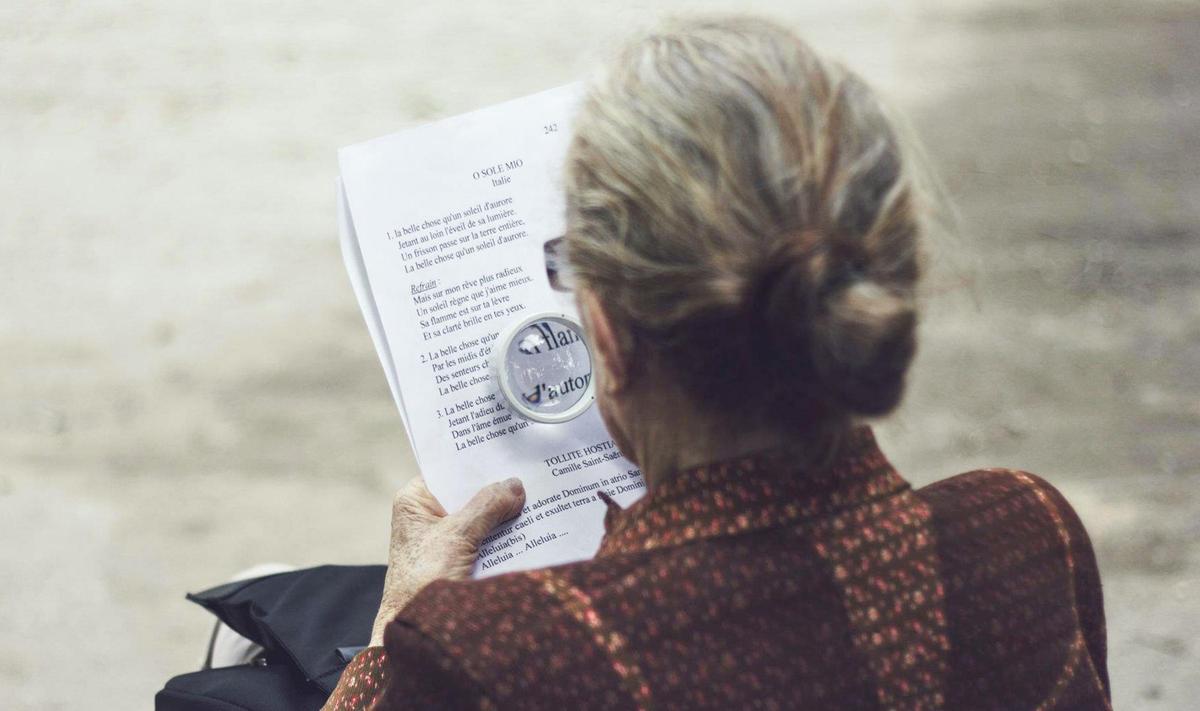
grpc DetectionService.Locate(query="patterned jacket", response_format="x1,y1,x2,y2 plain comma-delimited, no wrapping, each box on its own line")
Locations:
326,427,1110,710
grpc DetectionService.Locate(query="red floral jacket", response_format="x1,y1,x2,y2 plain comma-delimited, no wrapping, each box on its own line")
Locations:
325,428,1110,710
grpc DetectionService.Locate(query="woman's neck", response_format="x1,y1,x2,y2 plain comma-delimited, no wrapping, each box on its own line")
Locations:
621,385,812,489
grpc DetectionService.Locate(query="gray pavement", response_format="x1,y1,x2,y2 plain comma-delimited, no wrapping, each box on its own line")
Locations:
1,1,1197,708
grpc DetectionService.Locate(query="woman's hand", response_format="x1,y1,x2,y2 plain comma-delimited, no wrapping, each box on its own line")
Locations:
369,476,525,646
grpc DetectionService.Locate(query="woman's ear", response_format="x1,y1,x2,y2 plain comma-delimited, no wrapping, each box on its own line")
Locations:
580,288,630,395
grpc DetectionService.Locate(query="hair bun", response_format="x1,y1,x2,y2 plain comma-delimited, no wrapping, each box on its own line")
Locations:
755,239,916,418
809,280,916,416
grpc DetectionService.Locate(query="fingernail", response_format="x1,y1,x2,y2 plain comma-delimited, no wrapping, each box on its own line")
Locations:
505,477,523,495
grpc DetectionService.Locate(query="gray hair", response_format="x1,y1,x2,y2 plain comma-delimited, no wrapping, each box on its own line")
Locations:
565,16,925,432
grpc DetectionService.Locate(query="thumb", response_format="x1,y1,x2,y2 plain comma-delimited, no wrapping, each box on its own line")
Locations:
450,477,526,545
403,475,448,517
392,475,448,523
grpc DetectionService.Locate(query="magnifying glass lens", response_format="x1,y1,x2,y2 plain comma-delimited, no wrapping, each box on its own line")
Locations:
501,316,592,419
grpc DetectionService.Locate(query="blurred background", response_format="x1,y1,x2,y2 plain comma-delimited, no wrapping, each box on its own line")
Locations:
1,0,1197,707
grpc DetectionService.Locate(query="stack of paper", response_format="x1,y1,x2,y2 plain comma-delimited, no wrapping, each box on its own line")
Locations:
337,84,646,577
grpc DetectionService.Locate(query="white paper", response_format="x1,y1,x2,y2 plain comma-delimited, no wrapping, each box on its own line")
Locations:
338,84,646,577
337,177,415,457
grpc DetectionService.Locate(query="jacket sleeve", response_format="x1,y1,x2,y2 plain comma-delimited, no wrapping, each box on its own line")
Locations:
379,619,490,710
1032,475,1111,701
322,647,389,711
322,626,489,710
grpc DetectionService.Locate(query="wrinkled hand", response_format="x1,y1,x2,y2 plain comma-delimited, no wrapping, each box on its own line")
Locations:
369,476,525,646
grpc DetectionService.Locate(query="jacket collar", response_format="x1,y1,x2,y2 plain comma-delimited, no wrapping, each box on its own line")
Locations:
596,427,909,557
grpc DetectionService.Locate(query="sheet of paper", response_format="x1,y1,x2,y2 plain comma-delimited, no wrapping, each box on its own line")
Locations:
338,84,646,577
337,178,415,456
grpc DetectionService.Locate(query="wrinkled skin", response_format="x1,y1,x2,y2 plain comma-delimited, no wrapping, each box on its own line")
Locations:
369,476,525,646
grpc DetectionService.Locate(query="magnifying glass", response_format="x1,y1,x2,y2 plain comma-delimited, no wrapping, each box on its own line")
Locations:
491,312,594,424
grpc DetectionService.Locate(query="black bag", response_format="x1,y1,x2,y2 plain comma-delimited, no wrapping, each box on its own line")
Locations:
156,565,386,711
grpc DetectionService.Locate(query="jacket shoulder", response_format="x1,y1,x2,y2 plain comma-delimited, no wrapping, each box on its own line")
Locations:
915,467,1110,702
917,466,1059,501
387,558,646,709
914,466,1099,576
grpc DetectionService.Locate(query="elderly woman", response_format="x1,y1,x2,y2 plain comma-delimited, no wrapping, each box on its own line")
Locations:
314,17,1111,710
